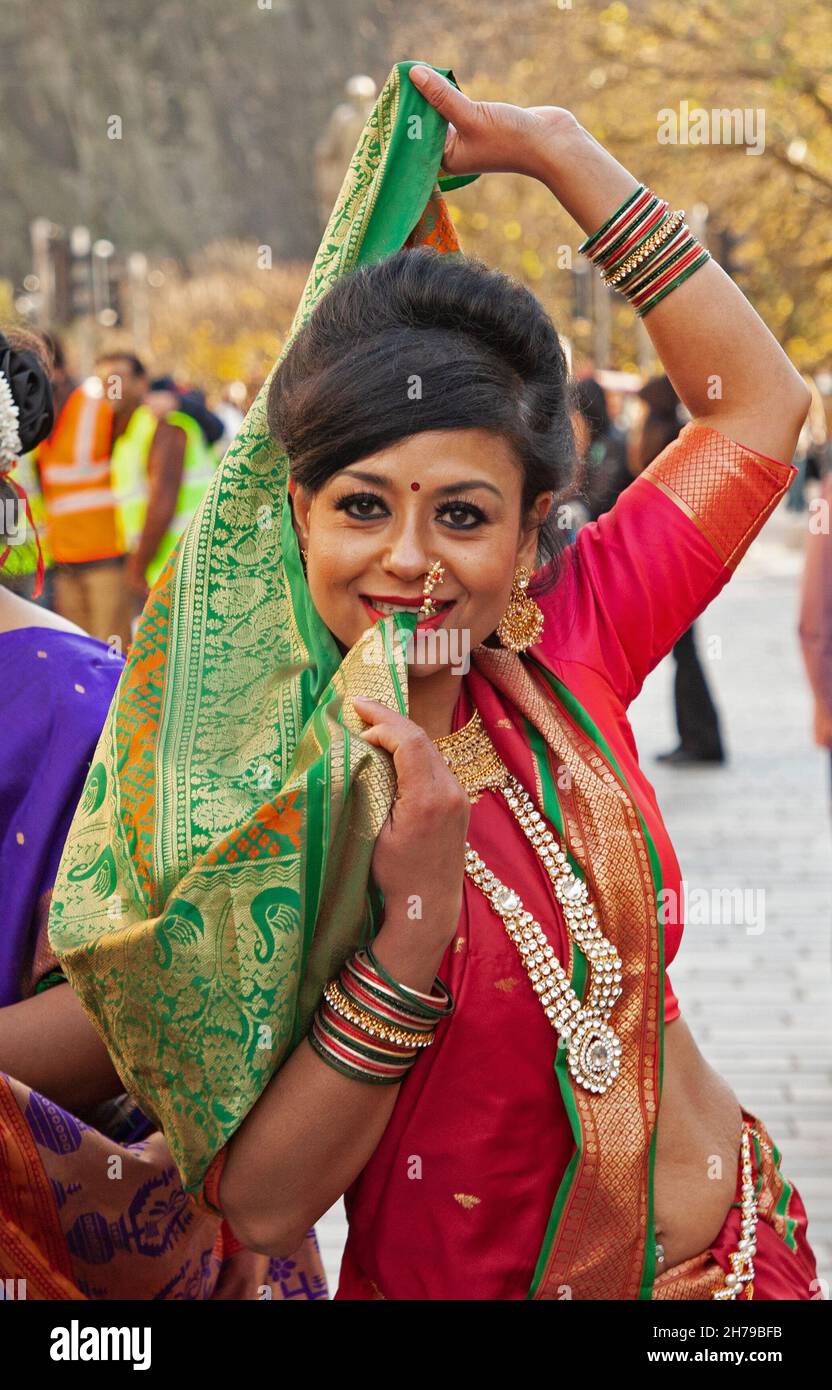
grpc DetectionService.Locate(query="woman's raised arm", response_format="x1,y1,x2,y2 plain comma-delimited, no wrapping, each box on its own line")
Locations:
408,65,811,463
534,130,809,462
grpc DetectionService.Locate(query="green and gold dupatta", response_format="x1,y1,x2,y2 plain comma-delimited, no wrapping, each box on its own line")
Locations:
48,60,478,1195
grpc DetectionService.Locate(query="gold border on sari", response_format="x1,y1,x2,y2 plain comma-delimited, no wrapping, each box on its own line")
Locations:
641,422,794,572
472,648,662,1300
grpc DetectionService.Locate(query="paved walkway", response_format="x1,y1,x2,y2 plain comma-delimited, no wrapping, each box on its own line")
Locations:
315,502,832,1296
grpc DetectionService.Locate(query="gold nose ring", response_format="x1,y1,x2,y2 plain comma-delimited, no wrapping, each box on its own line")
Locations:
419,560,446,617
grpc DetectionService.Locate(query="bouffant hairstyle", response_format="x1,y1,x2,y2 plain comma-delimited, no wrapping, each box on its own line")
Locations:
0,327,54,551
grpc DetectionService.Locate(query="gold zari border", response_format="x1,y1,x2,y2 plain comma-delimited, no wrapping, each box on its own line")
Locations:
472,648,661,1301
641,422,794,571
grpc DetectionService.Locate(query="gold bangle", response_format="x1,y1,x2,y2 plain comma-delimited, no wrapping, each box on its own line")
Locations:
323,981,436,1049
602,210,686,286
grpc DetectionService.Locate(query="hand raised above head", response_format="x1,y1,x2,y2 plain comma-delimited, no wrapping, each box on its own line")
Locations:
408,63,579,184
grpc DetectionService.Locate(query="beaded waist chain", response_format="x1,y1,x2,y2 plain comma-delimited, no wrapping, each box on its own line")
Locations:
652,1118,771,1301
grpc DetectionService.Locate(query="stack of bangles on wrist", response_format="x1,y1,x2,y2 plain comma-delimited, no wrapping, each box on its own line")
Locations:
308,942,455,1084
579,183,711,317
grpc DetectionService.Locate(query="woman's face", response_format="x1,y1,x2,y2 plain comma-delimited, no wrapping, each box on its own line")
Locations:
291,428,553,678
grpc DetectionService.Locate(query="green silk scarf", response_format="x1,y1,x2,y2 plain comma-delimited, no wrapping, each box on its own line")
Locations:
48,61,479,1194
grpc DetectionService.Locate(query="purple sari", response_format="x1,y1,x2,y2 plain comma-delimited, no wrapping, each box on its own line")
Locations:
0,628,125,1005
0,626,328,1299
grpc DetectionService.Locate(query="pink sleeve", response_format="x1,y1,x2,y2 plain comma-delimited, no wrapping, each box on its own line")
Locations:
663,972,680,1024
537,421,796,707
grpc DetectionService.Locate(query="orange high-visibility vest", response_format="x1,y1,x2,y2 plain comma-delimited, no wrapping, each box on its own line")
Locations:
37,387,122,564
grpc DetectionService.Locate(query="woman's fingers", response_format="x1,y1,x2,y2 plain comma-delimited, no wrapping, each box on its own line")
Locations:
353,697,407,749
352,695,400,724
408,65,477,129
352,697,447,791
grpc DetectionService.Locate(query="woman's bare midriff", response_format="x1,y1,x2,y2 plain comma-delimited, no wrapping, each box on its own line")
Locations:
653,1016,744,1270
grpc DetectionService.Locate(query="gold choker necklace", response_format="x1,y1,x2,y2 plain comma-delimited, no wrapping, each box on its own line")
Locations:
432,710,623,1094
433,711,506,800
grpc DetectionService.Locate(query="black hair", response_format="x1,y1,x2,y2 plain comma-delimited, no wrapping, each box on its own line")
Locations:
572,377,611,446
267,246,579,595
95,350,147,378
0,327,55,551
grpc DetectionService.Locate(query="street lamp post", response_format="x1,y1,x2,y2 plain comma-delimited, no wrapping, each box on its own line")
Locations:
70,225,94,377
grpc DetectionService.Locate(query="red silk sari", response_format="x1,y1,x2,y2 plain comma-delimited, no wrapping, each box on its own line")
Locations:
335,422,820,1300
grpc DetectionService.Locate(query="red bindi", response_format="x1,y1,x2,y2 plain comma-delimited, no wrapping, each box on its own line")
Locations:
410,481,420,491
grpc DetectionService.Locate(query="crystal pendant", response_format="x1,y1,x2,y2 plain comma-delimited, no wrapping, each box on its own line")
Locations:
567,1019,622,1094
494,886,521,913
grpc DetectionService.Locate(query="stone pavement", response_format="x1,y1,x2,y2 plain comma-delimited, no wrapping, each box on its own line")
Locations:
315,502,832,1297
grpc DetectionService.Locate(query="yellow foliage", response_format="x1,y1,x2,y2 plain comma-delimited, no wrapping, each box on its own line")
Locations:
93,240,308,398
394,0,832,371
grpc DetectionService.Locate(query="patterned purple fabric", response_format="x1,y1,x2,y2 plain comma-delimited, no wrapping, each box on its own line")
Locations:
0,624,330,1300
0,626,123,1005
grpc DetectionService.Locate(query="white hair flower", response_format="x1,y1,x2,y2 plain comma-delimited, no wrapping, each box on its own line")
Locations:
0,369,23,469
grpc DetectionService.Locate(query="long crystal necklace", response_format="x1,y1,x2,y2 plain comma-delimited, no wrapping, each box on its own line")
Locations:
433,712,762,1298
434,710,623,1094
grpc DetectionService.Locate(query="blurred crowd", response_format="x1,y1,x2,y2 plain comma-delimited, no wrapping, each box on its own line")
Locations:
564,364,832,770
0,334,247,652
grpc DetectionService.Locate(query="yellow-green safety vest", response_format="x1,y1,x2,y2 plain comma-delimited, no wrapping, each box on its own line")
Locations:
111,404,217,584
1,451,52,576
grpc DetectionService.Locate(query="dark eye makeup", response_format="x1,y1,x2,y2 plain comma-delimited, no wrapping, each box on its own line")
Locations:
332,489,489,530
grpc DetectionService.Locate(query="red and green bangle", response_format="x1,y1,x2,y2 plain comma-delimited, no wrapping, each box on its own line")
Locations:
358,943,454,1021
308,946,455,1085
309,990,422,1084
579,182,711,318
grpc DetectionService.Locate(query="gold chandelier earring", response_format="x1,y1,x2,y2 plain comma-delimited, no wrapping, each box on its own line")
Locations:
495,564,544,652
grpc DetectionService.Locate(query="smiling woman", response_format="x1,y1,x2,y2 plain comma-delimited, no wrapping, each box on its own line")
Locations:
272,247,576,733
48,60,818,1302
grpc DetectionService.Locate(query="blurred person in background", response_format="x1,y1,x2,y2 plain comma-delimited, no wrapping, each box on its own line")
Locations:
102,353,217,616
573,376,633,521
213,382,247,459
35,334,132,651
633,374,726,765
787,375,829,513
798,453,832,818
561,396,589,535
148,374,225,457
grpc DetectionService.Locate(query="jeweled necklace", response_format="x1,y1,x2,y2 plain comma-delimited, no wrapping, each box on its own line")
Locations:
434,710,623,1094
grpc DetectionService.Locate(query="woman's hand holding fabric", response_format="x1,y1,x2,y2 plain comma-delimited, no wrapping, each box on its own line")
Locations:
353,696,470,953
407,63,579,183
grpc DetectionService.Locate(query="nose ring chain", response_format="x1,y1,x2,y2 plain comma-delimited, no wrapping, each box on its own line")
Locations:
419,560,446,617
